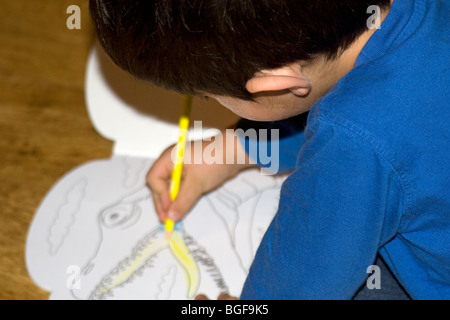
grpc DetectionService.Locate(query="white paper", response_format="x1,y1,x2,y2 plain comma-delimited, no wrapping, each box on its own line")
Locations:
25,45,284,300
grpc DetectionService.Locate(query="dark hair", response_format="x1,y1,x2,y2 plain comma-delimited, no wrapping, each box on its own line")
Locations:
90,0,391,100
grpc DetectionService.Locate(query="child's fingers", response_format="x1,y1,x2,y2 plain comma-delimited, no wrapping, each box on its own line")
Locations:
194,293,238,300
167,172,204,222
217,292,238,300
151,193,164,222
146,148,175,222
147,170,170,221
151,193,168,223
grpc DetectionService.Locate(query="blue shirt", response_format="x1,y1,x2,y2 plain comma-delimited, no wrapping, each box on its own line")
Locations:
240,0,450,299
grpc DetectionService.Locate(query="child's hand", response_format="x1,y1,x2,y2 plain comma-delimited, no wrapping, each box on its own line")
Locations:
195,292,238,300
146,130,256,223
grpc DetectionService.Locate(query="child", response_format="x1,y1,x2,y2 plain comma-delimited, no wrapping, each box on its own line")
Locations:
89,0,450,299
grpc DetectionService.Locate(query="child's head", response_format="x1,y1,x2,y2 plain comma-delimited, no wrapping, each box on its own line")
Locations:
90,0,390,120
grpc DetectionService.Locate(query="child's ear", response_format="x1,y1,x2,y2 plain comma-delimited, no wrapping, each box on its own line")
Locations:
246,64,311,97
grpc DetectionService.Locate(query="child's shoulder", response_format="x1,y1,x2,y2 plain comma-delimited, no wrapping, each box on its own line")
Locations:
314,0,450,129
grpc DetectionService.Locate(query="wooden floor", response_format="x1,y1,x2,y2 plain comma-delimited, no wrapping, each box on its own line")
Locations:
0,0,113,299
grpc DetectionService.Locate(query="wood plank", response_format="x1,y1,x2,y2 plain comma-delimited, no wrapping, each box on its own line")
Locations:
0,0,113,299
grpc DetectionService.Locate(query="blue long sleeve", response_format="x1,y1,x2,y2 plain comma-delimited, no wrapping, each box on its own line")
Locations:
240,0,450,299
241,117,404,299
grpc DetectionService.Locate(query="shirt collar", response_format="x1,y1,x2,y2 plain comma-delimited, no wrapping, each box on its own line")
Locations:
355,0,426,67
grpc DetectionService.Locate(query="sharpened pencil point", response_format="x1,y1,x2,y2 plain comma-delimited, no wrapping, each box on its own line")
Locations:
165,229,173,243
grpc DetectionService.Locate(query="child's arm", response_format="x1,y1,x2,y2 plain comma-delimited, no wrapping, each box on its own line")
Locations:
240,118,404,299
146,129,257,223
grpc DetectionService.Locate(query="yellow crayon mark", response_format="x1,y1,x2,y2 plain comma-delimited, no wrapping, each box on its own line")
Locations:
93,233,167,297
168,231,200,299
92,228,199,300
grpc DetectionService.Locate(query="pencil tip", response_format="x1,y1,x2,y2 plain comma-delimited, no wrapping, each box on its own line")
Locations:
165,230,173,243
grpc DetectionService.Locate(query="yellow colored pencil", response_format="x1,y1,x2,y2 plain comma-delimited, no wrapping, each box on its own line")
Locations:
165,95,193,241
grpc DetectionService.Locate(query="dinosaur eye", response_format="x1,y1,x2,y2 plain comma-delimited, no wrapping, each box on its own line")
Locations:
101,203,138,228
